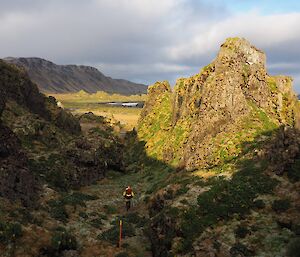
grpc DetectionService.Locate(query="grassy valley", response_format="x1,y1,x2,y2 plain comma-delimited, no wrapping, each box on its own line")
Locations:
0,38,300,257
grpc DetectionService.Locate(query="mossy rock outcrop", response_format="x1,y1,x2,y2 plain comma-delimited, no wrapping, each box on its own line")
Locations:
138,37,300,170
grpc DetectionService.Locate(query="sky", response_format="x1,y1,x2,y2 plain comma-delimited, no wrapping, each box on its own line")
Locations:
0,0,300,92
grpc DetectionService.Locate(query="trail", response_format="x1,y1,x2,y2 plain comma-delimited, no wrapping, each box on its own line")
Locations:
65,119,153,256
66,168,152,257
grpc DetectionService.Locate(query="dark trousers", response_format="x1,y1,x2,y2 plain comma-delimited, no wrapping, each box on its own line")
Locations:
126,200,131,211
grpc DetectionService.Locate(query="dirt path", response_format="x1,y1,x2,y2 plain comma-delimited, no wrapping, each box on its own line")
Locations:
65,170,152,257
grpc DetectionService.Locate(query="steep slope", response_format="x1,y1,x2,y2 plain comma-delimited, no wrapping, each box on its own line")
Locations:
4,57,147,95
0,60,136,256
138,38,300,256
0,60,124,206
139,37,300,169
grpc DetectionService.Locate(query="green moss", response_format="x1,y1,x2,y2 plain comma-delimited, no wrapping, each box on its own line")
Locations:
257,109,277,131
201,63,213,73
138,89,172,159
267,77,278,92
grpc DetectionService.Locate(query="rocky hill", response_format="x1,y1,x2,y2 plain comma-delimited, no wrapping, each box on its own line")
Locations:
4,57,147,95
138,38,300,256
0,60,134,256
0,59,126,206
139,37,300,169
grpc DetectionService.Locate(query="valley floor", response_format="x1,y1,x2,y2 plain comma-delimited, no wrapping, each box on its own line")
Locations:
65,170,153,257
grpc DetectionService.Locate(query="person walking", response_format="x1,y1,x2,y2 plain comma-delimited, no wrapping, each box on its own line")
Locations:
123,186,134,211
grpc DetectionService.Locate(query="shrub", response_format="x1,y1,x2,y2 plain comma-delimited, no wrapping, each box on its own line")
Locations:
9,208,34,225
234,225,250,238
104,205,117,214
178,160,277,253
286,238,300,257
29,155,69,191
175,185,189,197
79,212,88,219
0,221,22,244
89,218,103,228
287,159,300,182
51,227,77,252
230,243,254,257
125,212,145,228
98,213,108,220
253,199,266,209
292,224,300,236
272,199,291,213
179,207,203,252
48,200,69,222
99,222,135,245
197,169,275,220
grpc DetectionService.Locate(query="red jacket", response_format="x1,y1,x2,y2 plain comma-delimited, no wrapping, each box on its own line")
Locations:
123,187,134,199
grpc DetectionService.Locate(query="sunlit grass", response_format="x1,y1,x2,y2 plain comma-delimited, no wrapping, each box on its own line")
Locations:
49,91,144,130
49,90,146,103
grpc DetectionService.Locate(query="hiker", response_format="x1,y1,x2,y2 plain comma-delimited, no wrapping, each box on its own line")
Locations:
123,186,134,211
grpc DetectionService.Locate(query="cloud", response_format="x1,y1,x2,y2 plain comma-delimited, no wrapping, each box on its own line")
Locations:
0,0,299,91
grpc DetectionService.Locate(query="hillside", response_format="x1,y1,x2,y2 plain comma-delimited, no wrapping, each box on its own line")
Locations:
138,38,300,256
3,57,147,95
1,38,300,257
139,37,300,168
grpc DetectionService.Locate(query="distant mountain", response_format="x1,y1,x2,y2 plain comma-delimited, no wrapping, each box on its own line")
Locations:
4,57,147,95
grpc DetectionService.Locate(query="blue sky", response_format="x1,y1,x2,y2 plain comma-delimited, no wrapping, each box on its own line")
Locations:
213,0,300,13
0,0,299,92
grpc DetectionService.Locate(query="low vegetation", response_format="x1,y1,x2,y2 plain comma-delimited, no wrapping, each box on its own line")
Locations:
0,221,22,244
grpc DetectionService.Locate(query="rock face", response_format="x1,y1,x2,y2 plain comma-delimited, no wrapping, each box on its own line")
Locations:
4,57,147,95
138,37,300,170
0,61,41,206
264,126,300,175
0,123,38,207
0,60,124,206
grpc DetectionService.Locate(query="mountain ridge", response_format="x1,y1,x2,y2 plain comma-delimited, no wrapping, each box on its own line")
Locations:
3,57,148,95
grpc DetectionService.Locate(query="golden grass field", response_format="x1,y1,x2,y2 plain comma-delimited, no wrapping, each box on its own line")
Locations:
49,91,146,130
